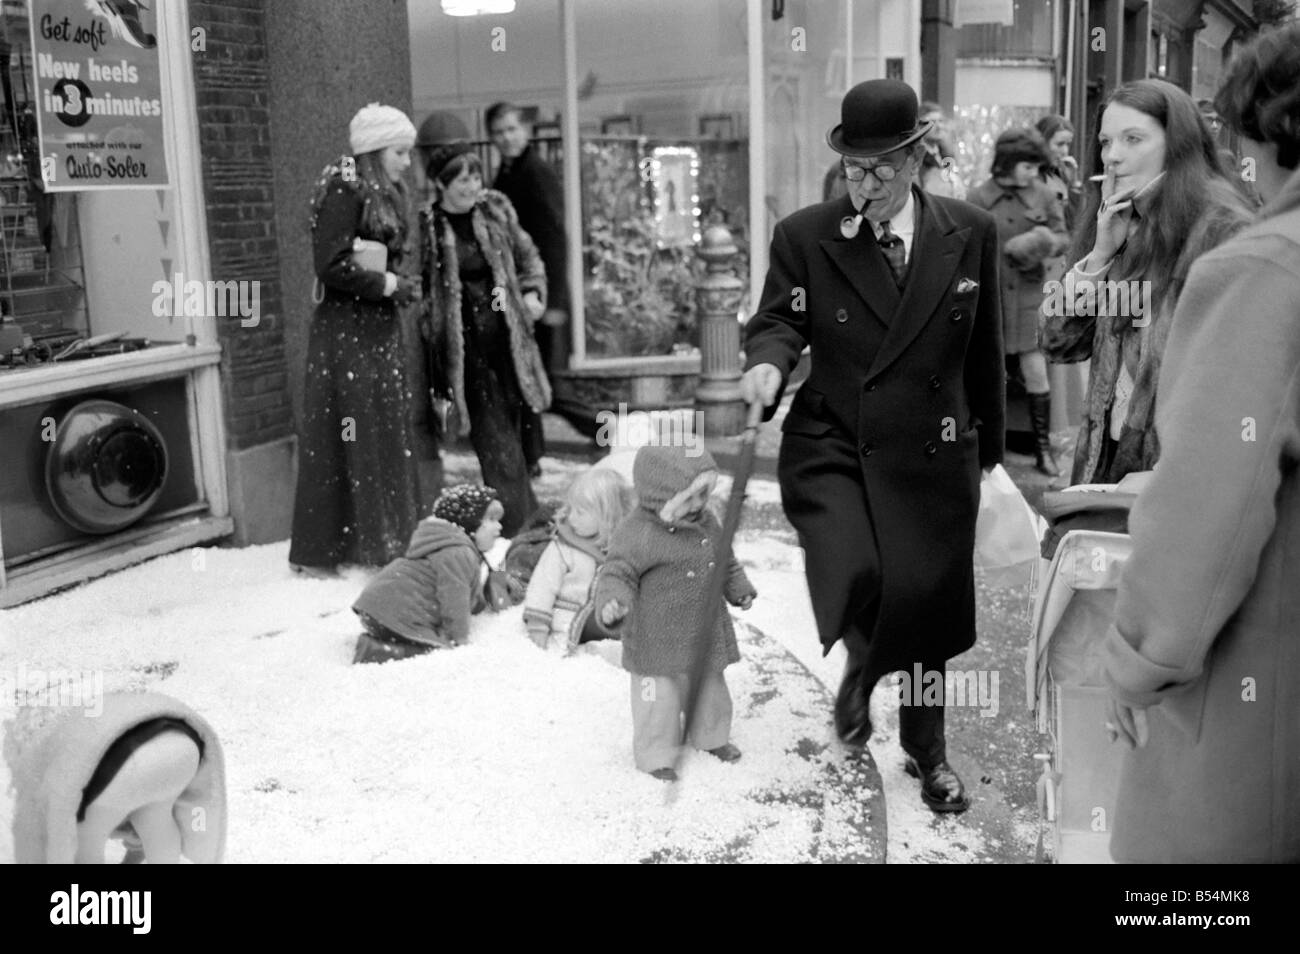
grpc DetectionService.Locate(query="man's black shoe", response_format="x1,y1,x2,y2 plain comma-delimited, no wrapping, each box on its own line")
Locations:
904,756,971,813
834,673,873,749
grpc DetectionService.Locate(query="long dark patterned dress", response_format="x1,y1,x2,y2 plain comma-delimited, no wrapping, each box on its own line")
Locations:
446,209,539,536
288,168,422,568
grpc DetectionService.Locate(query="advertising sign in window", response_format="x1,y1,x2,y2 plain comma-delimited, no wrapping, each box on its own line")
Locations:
27,0,168,191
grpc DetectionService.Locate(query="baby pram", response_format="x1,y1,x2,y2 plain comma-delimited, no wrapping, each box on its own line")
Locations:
1026,478,1144,864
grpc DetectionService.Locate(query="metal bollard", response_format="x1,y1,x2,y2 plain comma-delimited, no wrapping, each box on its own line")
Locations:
694,225,746,436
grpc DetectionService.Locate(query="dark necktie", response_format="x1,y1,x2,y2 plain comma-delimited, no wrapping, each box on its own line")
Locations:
877,219,908,289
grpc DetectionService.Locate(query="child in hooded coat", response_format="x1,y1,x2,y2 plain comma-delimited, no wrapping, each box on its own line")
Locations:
594,445,757,780
351,484,504,662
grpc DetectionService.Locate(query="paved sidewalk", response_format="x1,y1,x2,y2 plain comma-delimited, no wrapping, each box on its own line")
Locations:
511,398,1058,864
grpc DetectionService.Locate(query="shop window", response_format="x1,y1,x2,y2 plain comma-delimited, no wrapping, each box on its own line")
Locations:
407,0,752,364
0,1,182,375
0,8,89,364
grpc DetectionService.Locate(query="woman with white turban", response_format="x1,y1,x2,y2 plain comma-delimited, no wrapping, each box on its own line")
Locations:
289,104,424,574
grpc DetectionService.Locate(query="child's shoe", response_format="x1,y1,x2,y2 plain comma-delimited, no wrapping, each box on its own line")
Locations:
650,767,678,782
353,630,436,664
707,743,742,763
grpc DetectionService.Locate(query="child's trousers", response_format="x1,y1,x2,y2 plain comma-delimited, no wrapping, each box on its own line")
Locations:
629,670,732,772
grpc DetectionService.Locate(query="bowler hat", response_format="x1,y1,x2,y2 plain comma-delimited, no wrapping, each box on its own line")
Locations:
827,79,933,158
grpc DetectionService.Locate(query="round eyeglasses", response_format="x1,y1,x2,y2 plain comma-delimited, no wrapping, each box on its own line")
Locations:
842,160,899,183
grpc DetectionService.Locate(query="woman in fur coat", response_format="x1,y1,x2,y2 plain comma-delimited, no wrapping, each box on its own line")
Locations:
1041,79,1253,485
288,104,425,573
419,143,552,537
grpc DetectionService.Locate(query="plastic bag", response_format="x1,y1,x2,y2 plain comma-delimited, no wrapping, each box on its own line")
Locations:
974,464,1046,589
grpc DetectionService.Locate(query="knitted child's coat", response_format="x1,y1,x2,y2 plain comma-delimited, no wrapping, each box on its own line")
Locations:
594,446,756,675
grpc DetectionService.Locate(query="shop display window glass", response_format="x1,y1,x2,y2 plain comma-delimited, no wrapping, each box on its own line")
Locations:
409,0,750,364
0,1,185,376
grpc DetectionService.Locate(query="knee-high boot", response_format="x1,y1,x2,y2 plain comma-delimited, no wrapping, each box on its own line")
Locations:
1028,392,1060,478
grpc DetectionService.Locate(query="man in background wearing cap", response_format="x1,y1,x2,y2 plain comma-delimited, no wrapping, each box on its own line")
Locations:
740,79,1005,814
488,102,569,477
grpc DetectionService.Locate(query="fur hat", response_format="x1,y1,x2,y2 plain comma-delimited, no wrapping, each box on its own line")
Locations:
992,128,1051,176
349,103,416,156
632,445,718,523
433,483,500,535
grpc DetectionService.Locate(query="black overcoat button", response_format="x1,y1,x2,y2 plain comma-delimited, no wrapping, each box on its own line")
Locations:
924,441,937,456
949,308,964,322
836,308,849,323
860,442,873,457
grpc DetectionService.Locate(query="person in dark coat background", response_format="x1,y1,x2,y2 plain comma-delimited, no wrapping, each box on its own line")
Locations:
967,129,1070,476
288,104,424,576
487,102,569,476
741,80,1005,813
420,143,551,538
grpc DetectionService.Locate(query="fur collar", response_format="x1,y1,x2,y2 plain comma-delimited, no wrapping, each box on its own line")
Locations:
656,471,717,525
420,190,552,436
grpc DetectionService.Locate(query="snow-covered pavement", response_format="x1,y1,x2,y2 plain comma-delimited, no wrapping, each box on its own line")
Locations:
1,451,1040,863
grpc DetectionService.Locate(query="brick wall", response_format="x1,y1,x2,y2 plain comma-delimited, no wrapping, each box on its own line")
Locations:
188,0,290,451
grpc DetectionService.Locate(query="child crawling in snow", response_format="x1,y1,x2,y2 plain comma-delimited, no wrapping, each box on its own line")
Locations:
523,468,631,653
352,484,507,663
594,445,757,781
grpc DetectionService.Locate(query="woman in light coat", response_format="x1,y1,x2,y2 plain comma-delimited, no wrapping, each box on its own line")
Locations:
1102,26,1300,862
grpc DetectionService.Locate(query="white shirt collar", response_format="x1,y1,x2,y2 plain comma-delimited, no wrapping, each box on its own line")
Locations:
870,189,915,239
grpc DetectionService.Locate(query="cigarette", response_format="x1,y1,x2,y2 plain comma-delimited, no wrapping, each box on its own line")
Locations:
1089,174,1107,181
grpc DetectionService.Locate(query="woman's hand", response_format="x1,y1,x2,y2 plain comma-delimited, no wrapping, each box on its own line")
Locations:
1060,154,1079,184
1106,695,1150,749
522,291,545,322
391,276,422,306
1089,166,1137,267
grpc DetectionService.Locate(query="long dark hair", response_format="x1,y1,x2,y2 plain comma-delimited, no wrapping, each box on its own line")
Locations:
354,150,411,247
1036,113,1074,147
1070,80,1247,313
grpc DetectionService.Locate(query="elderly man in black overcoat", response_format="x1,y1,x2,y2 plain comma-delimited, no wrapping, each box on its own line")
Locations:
741,80,1005,813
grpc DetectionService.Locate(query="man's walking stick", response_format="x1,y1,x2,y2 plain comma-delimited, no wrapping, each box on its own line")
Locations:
669,400,765,790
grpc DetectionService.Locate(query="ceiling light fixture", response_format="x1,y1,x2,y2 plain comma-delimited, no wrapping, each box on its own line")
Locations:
441,0,516,15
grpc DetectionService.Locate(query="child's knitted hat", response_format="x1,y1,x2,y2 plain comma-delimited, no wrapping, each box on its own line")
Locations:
433,484,499,535
632,445,718,522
